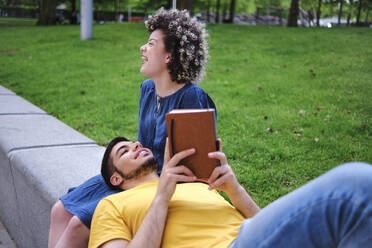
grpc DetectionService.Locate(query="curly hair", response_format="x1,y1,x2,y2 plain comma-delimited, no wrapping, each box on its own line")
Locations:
145,8,208,84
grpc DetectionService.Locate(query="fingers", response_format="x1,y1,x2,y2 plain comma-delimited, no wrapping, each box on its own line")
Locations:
208,164,228,185
165,148,195,169
217,138,222,152
208,151,227,165
164,138,170,163
208,170,233,190
163,165,196,182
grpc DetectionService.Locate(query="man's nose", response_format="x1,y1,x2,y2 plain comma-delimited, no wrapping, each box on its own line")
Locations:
132,141,142,151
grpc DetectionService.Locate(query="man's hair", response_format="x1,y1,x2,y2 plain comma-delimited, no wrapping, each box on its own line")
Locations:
101,137,129,190
145,8,208,84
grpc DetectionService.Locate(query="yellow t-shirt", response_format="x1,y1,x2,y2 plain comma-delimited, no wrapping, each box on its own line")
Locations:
89,180,244,248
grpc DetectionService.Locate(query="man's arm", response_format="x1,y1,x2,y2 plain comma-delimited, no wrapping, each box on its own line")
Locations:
100,148,196,248
207,141,260,218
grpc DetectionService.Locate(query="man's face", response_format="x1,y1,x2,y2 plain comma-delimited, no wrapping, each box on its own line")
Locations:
110,141,158,181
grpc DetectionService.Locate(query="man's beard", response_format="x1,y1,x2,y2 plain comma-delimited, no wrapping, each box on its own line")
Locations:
116,156,158,181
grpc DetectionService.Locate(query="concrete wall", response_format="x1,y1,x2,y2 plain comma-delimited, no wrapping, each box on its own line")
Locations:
0,85,105,248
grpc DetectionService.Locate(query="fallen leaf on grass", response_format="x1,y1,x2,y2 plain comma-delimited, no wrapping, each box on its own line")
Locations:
324,114,331,121
313,137,319,142
316,106,324,111
0,49,20,54
299,109,306,115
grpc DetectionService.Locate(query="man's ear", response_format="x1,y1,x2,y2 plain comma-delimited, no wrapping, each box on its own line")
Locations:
110,173,123,187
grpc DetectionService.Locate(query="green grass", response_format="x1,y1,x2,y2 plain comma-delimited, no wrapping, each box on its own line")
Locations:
0,17,37,26
1,18,371,207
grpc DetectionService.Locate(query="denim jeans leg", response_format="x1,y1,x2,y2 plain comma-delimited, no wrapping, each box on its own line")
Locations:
230,162,372,248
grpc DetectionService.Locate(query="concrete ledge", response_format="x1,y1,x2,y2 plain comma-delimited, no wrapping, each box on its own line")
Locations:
0,94,46,115
0,85,105,247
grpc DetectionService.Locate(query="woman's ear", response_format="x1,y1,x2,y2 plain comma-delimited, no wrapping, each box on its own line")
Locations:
165,53,171,64
110,173,123,187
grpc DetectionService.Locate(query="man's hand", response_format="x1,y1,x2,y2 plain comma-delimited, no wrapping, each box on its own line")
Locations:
157,138,196,202
207,144,240,195
207,139,260,218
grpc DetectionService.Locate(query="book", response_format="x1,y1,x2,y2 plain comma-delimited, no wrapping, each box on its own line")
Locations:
165,109,219,180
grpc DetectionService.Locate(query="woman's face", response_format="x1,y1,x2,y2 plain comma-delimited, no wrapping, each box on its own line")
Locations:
140,29,171,78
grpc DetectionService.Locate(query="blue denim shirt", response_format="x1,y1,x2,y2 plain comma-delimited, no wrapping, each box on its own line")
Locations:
138,79,216,173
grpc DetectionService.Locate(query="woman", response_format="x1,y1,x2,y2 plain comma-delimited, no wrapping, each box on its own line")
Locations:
48,8,216,248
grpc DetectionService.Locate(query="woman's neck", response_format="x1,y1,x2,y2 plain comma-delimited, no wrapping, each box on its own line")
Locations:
152,73,185,97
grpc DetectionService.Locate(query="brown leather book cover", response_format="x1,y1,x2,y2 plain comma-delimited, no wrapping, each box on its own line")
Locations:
166,109,218,180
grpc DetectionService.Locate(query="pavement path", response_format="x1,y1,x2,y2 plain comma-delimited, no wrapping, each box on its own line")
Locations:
0,219,16,248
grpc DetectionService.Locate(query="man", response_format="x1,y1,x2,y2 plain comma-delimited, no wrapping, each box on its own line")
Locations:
89,137,372,248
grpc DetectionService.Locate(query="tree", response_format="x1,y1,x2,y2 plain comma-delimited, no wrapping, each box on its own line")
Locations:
356,0,363,25
180,0,193,13
114,0,120,21
316,0,322,26
206,0,211,22
215,0,221,23
338,0,344,25
363,0,372,24
37,0,57,25
287,0,299,26
71,0,76,13
227,0,236,23
347,0,354,26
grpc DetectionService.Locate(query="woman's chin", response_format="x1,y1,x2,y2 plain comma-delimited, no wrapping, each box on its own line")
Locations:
140,68,152,78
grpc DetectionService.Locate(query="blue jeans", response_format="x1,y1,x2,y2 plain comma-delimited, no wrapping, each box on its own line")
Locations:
230,162,372,248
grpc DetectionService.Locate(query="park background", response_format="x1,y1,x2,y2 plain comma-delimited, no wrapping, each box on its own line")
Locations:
1,0,371,208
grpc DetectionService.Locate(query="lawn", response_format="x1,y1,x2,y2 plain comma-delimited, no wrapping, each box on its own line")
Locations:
1,17,371,207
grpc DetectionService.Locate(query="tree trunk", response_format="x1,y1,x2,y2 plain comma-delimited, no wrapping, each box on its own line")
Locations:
365,7,369,24
7,0,16,6
114,0,120,22
338,0,344,25
256,7,260,23
287,0,299,27
222,2,227,21
215,0,221,23
69,0,77,24
180,0,193,14
316,0,322,26
227,0,236,23
206,0,211,22
356,0,363,25
37,0,57,25
347,0,353,26
71,0,76,13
